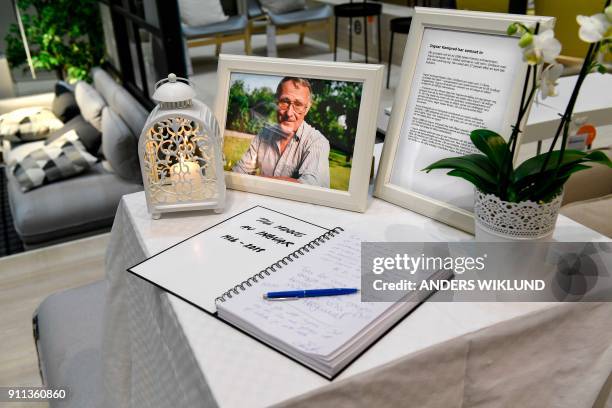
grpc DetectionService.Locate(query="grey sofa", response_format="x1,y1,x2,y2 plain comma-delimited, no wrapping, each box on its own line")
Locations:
3,68,146,247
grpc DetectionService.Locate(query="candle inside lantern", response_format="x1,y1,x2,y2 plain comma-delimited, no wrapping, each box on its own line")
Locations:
170,159,205,199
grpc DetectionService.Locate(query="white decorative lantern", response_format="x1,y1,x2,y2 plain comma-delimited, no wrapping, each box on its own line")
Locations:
138,73,225,219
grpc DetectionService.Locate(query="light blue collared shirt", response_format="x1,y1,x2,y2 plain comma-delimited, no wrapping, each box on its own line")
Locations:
232,122,330,188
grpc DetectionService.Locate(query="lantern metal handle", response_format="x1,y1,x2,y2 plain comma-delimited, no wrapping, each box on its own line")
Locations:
154,73,195,91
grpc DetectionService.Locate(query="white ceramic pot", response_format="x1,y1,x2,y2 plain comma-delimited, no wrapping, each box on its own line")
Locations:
473,189,563,242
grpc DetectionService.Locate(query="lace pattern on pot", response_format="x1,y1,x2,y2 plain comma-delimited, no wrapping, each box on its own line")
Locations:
474,190,563,239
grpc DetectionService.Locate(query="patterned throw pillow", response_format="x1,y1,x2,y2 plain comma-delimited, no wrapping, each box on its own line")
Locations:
11,129,98,192
0,107,64,142
45,115,102,155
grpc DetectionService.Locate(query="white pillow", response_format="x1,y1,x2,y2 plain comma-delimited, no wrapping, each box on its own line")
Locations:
101,107,141,182
178,0,228,27
74,81,106,132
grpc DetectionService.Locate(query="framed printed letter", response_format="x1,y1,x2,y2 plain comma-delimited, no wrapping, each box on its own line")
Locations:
375,8,555,232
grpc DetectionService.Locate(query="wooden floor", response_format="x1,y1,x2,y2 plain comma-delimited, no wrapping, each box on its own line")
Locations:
0,234,108,407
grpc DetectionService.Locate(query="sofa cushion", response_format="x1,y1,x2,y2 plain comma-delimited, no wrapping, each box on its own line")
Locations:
182,15,248,38
51,91,80,123
92,68,118,108
34,280,106,407
7,161,142,244
11,130,98,192
75,81,106,131
260,0,305,14
92,68,148,137
0,107,63,142
268,5,331,26
101,107,141,182
45,115,102,155
178,0,227,27
560,194,612,238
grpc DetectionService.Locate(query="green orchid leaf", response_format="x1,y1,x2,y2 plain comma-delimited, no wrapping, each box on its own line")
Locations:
514,150,611,191
515,154,608,201
514,150,588,182
555,163,594,179
534,176,570,203
514,164,592,202
469,129,508,171
423,154,498,185
515,162,584,191
529,164,593,202
581,150,612,167
447,169,496,193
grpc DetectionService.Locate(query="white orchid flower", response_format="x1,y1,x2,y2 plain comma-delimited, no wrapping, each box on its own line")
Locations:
522,30,562,65
539,64,564,99
576,13,611,43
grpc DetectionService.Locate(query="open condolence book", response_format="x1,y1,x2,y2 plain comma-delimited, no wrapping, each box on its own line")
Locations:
129,206,450,379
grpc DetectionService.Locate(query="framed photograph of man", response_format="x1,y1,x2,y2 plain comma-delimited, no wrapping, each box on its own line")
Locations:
216,55,383,212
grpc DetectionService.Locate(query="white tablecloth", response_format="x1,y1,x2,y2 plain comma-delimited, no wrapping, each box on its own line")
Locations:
102,191,612,408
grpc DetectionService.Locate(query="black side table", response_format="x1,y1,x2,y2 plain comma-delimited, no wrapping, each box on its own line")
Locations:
387,17,412,88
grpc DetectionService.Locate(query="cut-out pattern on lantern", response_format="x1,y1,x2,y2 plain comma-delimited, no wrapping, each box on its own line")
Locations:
139,74,225,219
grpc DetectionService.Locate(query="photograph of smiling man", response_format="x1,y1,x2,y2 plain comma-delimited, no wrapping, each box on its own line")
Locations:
223,73,363,191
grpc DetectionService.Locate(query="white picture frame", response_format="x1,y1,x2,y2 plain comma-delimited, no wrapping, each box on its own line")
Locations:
374,8,555,233
215,55,384,212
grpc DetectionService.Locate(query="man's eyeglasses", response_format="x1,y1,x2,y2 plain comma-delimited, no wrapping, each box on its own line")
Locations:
277,98,308,114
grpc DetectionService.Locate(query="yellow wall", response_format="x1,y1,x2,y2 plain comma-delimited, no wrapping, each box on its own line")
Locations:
534,0,603,58
454,1,604,59
455,0,509,13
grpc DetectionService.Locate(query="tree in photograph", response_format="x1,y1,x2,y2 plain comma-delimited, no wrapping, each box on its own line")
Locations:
226,80,276,135
307,80,362,161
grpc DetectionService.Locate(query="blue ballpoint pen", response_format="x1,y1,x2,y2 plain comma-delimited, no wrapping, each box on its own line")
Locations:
263,288,359,300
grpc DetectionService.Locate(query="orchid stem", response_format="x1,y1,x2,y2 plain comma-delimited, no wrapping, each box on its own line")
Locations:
531,0,609,198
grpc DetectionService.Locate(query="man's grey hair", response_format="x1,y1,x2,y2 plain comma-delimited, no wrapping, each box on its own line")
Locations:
275,77,312,102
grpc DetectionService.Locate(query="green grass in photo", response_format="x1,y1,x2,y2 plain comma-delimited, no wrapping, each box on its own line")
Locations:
329,148,351,191
223,135,252,171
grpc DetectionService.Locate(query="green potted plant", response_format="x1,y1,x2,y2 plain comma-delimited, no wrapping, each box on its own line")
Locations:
424,5,612,241
4,0,104,82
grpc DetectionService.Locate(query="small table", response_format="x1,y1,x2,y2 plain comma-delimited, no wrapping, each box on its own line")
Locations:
101,190,611,407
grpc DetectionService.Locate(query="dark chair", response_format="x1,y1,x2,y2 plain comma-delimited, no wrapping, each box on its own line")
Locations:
247,0,333,57
181,0,250,56
334,1,382,63
386,0,456,88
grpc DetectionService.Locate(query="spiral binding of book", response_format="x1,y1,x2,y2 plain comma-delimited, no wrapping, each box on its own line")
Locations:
215,227,344,303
